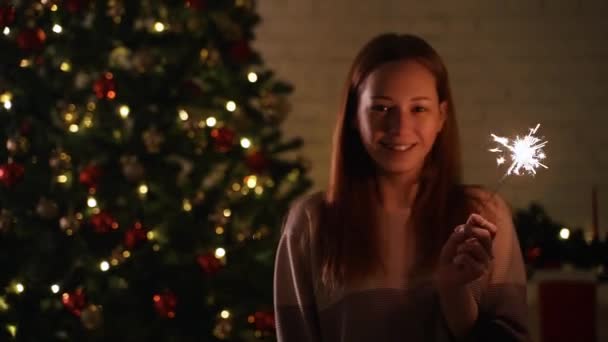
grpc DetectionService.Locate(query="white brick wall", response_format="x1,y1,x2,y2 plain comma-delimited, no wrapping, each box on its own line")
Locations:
253,0,608,236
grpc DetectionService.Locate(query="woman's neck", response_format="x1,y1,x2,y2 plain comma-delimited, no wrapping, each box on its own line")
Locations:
374,171,420,212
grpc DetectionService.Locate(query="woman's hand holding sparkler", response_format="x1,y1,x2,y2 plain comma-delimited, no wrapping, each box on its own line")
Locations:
435,123,548,290
435,214,497,289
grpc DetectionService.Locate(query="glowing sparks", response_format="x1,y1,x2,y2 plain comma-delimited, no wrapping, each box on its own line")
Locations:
489,123,548,177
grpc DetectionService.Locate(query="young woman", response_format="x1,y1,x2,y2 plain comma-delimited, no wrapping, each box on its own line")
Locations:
274,33,529,341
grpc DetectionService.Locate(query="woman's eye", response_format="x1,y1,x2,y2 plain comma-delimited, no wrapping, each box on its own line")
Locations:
370,105,389,113
413,106,427,113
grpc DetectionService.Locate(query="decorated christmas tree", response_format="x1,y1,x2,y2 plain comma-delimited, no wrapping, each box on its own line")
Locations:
0,0,311,340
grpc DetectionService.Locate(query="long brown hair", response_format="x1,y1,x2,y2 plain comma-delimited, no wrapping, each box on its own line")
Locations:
317,33,482,291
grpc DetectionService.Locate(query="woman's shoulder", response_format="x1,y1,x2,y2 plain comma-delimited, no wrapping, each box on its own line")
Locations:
281,190,326,237
291,190,326,211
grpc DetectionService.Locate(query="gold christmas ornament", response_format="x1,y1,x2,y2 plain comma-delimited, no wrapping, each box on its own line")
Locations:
36,198,59,220
49,149,72,171
59,213,81,234
80,304,103,330
251,92,291,124
212,317,233,340
106,0,125,20
0,209,14,233
6,136,29,155
110,246,128,264
108,46,132,70
186,15,203,32
200,48,221,66
235,0,254,9
120,155,145,182
132,48,158,73
193,191,205,205
74,72,91,90
210,13,242,41
142,127,165,153
165,155,194,186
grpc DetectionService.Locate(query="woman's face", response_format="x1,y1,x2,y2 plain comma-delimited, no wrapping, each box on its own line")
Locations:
355,60,447,176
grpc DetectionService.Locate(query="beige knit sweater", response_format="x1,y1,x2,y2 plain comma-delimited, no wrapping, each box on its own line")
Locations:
273,191,530,341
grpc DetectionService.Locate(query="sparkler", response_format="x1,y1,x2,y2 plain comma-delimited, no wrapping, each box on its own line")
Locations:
489,123,548,179
458,124,549,259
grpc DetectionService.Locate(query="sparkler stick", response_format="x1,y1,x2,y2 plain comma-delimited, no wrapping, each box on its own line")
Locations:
456,124,549,270
463,124,549,236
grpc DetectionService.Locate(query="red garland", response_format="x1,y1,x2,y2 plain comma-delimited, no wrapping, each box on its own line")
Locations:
185,0,206,10
16,28,47,52
245,150,270,174
62,288,87,316
153,291,177,319
124,221,147,249
93,72,117,100
197,253,222,275
229,39,252,64
79,164,102,189
252,311,275,331
65,0,91,13
211,127,235,152
0,5,16,27
0,162,25,187
89,211,117,233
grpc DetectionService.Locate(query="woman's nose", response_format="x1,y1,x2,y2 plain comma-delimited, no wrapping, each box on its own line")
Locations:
385,109,412,134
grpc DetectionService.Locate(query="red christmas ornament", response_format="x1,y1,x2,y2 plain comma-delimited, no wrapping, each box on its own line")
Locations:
197,253,222,275
526,246,542,264
153,291,177,319
62,288,87,316
229,40,252,64
89,211,118,233
79,164,102,189
16,28,47,52
211,127,235,152
93,72,116,100
0,5,16,27
185,0,206,10
245,150,270,174
65,0,90,13
0,162,25,187
124,221,147,249
252,311,275,331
